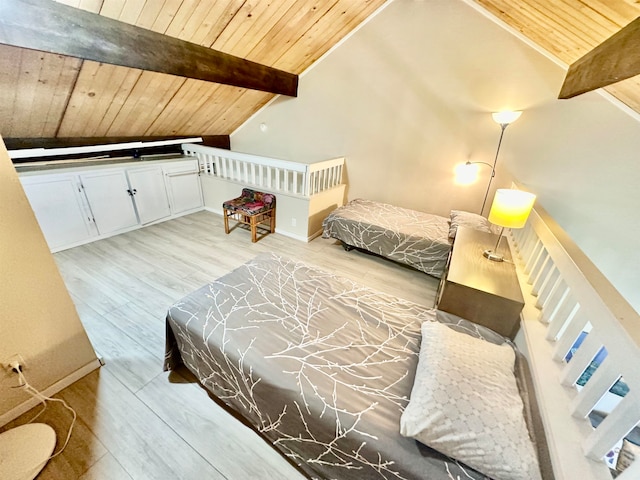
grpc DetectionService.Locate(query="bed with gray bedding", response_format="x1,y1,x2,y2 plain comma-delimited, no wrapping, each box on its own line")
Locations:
321,198,451,278
164,253,549,480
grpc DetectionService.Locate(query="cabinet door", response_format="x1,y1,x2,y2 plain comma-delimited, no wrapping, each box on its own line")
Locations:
20,174,97,251
163,160,203,215
80,170,139,235
127,166,171,224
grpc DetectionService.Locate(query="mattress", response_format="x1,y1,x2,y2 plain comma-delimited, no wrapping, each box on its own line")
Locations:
321,198,451,278
164,253,547,480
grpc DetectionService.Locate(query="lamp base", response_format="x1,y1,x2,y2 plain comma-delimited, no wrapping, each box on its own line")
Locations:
483,249,504,262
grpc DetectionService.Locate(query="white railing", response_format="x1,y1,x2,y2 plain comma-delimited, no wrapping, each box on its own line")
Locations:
307,157,345,195
509,205,640,480
181,144,344,197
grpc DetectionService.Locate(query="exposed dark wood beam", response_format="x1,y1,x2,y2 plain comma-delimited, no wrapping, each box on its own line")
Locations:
559,16,640,99
0,0,298,97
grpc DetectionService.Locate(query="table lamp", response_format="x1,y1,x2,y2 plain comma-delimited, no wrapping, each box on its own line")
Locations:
484,189,536,262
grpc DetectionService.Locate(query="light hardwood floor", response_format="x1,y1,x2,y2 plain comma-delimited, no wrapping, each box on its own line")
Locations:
3,211,439,480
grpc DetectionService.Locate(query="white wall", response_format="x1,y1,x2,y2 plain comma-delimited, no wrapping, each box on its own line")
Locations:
231,0,640,315
0,136,98,421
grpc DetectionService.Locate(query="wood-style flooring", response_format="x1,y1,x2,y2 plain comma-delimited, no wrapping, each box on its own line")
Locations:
2,211,439,480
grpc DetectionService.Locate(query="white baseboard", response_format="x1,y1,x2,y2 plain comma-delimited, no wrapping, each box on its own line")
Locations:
275,229,309,243
203,206,223,215
51,207,207,253
203,206,310,242
307,229,324,242
0,358,102,427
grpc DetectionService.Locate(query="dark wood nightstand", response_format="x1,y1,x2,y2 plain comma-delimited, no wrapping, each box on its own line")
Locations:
436,226,525,339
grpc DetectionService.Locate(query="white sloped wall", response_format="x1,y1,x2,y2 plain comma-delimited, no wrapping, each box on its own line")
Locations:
231,0,640,315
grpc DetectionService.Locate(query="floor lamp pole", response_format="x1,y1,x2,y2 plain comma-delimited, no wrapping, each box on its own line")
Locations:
480,123,508,216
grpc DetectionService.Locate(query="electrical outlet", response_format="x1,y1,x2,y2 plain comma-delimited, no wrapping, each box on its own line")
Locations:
4,354,25,373
291,218,297,227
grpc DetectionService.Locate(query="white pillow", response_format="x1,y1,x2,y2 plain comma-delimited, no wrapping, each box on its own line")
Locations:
400,321,541,480
449,210,496,239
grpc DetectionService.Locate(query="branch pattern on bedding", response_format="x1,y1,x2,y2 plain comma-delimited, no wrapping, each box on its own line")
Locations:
165,253,509,480
321,199,451,278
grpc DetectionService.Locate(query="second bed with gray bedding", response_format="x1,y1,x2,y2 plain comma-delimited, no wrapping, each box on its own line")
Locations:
164,253,549,480
321,198,451,278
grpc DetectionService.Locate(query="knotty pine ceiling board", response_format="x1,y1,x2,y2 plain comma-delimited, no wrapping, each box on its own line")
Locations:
474,0,640,110
1,0,637,140
9,0,640,140
0,45,81,138
607,76,640,112
57,63,142,137
199,89,273,134
48,0,384,137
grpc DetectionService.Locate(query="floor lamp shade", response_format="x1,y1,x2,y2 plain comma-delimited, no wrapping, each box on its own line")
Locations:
484,189,536,262
488,189,537,229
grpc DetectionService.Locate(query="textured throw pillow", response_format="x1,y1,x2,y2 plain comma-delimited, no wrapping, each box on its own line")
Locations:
616,438,640,472
448,210,495,239
400,321,541,480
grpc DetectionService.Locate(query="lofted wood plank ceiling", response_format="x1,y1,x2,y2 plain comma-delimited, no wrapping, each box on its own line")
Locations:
2,0,640,141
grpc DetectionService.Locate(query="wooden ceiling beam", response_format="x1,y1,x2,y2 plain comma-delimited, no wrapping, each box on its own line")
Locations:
0,0,298,97
559,16,640,99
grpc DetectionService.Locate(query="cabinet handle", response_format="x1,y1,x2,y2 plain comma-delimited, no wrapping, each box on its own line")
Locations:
165,171,197,177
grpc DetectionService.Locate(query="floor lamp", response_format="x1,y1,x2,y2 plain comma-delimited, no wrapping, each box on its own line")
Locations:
461,111,522,216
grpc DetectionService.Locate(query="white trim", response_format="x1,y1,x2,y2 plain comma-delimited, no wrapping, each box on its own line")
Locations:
512,249,611,480
509,200,640,479
9,138,203,159
47,207,206,253
462,0,640,123
184,144,306,172
203,206,223,216
594,89,640,123
276,229,310,243
203,206,310,242
307,229,324,242
0,358,102,427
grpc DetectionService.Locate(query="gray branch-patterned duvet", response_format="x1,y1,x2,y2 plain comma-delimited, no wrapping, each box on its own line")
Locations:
164,253,547,480
321,198,451,278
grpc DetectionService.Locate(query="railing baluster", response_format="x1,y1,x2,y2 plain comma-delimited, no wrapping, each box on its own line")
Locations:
571,361,620,419
560,330,602,386
546,291,578,340
525,242,544,278
536,265,559,307
552,307,587,361
583,394,640,461
532,254,552,295
181,145,345,198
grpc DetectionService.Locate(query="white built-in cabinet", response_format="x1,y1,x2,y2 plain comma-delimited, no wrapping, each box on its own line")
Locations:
19,158,203,252
127,166,172,224
79,169,139,235
164,161,203,214
20,174,97,250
